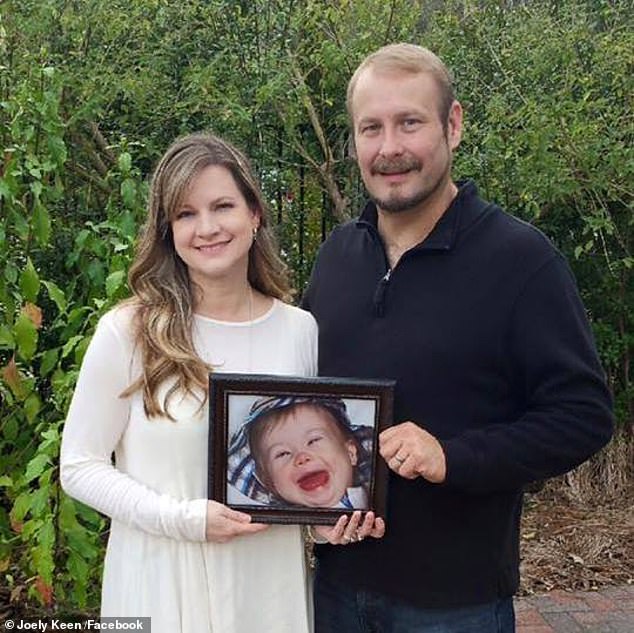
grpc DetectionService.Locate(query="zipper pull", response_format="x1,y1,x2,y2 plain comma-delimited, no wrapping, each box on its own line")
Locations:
373,269,392,317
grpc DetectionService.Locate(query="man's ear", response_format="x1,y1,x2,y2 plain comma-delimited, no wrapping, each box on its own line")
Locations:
446,100,463,151
347,441,358,466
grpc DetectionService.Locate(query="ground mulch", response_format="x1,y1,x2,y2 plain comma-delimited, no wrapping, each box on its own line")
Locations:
519,481,634,596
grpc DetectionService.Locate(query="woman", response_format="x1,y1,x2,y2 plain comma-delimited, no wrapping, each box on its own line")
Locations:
60,133,382,632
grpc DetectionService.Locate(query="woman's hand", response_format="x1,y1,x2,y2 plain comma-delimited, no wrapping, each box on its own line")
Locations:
205,500,268,543
312,510,385,545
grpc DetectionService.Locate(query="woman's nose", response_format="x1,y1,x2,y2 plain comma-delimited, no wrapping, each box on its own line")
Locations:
195,212,220,236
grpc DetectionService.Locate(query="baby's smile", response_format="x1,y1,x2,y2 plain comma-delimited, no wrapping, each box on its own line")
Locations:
297,469,330,491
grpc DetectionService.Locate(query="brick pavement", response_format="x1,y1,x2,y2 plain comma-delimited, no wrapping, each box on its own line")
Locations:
514,585,634,633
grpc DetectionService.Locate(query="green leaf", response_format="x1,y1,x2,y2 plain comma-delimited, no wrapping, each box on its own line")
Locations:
30,180,43,200
39,348,59,376
25,453,50,483
74,336,91,364
61,334,83,359
120,178,137,208
106,269,126,297
38,425,60,451
12,209,30,240
20,259,40,302
33,204,51,246
24,391,42,423
67,550,89,584
0,324,14,347
11,491,32,523
3,415,18,441
33,536,55,585
59,495,80,532
30,484,50,516
0,475,12,488
42,280,67,312
14,312,38,361
48,135,67,164
0,178,13,200
118,152,132,173
5,261,18,283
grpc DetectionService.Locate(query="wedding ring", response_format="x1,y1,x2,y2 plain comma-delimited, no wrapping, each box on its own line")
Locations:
394,455,406,464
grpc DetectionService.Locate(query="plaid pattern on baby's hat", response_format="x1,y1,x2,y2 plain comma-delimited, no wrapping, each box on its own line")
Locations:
226,395,375,505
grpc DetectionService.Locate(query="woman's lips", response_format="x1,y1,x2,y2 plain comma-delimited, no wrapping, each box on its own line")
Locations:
297,470,329,491
197,240,230,253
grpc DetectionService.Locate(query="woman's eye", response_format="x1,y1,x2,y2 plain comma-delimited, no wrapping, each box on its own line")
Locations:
174,210,194,220
216,202,234,211
307,435,324,446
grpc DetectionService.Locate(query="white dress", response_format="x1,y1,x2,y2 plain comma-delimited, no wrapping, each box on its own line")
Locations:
60,299,318,633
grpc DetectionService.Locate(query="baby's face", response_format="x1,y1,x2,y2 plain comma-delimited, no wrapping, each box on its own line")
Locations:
260,406,357,507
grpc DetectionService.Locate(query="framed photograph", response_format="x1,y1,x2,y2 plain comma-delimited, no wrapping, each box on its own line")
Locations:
208,373,395,525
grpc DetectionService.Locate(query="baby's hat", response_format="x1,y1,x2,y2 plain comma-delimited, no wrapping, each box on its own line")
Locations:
226,395,374,505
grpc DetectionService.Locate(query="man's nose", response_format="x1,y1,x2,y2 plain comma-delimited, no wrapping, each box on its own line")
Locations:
379,127,404,157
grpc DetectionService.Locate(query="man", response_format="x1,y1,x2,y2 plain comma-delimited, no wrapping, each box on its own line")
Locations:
302,43,613,633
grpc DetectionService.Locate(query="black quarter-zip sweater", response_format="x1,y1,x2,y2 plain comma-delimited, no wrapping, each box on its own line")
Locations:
302,181,613,608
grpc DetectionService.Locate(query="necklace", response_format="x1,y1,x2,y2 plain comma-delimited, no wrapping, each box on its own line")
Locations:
246,284,253,372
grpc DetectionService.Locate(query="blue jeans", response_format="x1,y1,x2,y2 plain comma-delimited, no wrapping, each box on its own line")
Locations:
314,566,515,633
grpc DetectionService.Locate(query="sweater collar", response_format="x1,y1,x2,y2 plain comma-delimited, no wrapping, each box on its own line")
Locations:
356,180,486,252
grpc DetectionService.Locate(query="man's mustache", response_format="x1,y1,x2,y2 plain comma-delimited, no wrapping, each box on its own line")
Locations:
370,156,422,175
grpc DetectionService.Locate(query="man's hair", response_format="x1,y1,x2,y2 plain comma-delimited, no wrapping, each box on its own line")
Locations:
346,43,456,128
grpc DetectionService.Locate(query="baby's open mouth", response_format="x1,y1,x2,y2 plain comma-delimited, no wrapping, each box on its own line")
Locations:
297,470,329,491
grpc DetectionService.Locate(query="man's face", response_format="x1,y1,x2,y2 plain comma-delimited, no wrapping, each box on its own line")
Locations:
259,405,358,508
350,68,462,214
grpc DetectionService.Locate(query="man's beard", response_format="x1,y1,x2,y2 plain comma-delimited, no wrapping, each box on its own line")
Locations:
370,188,431,214
368,155,449,214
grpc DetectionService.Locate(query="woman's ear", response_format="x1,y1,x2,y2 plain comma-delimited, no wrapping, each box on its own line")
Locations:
346,441,358,466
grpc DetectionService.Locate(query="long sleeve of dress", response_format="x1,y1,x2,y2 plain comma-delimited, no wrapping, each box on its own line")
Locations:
60,309,207,542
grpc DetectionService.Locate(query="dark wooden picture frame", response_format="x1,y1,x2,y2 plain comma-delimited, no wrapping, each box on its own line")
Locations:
208,373,394,525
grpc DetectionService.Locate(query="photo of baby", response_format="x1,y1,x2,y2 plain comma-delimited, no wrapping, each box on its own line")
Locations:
226,395,375,509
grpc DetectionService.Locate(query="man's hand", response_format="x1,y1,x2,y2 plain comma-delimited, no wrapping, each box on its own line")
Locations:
313,510,385,545
379,421,447,483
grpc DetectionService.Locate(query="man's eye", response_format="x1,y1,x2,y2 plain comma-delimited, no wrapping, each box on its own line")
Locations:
403,119,421,129
360,123,379,134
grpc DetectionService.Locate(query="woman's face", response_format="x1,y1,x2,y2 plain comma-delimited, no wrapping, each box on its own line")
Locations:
170,165,259,287
258,405,358,508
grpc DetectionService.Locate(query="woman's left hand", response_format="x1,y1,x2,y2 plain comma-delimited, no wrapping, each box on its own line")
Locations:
312,510,385,545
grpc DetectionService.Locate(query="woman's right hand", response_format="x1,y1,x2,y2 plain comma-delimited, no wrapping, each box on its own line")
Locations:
205,500,269,543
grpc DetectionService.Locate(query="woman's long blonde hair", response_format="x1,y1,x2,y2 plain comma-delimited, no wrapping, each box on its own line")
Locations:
121,133,291,418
